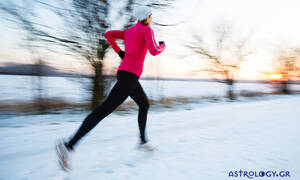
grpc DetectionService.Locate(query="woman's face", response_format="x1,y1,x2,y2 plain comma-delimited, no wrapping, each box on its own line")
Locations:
146,14,152,26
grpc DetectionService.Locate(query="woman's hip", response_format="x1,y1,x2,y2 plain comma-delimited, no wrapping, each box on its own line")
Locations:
117,70,139,84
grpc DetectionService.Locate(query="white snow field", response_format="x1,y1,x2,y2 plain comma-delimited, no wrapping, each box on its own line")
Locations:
0,95,299,180
1,75,300,103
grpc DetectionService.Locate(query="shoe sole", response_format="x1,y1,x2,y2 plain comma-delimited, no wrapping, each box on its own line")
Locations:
55,141,70,171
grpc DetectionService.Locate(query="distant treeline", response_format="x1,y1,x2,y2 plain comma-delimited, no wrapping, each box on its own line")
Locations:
0,63,77,77
1,63,300,84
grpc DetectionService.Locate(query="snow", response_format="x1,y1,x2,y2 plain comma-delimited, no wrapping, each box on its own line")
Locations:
0,95,299,180
1,75,300,103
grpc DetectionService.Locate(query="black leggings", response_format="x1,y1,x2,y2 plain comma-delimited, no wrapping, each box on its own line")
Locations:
67,70,149,149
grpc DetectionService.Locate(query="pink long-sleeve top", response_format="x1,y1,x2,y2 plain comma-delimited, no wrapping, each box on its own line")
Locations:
104,21,166,77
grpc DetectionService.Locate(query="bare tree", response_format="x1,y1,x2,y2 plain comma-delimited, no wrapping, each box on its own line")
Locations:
0,1,49,112
268,47,300,94
184,24,251,99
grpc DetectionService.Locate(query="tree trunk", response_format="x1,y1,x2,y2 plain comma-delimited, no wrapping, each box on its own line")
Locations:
34,59,46,113
280,80,290,94
90,61,106,109
226,79,235,100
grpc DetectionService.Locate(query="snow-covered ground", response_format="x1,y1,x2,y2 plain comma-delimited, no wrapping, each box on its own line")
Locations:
0,95,299,180
1,75,300,103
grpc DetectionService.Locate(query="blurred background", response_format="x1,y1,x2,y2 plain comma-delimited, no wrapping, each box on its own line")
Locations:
0,0,300,179
0,0,300,115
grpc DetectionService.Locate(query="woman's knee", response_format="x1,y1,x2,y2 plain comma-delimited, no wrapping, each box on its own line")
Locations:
140,101,150,111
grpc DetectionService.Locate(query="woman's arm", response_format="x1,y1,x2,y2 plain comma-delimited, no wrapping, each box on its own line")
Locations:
104,30,124,54
144,27,166,56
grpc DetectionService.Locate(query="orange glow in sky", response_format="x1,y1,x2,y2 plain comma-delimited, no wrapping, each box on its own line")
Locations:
269,74,283,80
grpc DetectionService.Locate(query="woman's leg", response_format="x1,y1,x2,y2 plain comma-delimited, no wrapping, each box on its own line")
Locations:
67,71,139,150
129,82,150,144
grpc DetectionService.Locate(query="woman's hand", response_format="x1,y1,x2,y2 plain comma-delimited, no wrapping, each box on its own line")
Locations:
118,50,125,60
159,41,165,46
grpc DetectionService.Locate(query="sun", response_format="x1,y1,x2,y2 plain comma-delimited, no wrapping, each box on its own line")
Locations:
269,74,283,80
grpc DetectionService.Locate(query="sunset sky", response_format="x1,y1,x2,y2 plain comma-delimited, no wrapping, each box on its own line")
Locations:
1,0,300,80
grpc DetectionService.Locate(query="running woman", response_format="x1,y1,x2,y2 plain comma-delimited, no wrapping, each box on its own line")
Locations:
55,6,166,170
